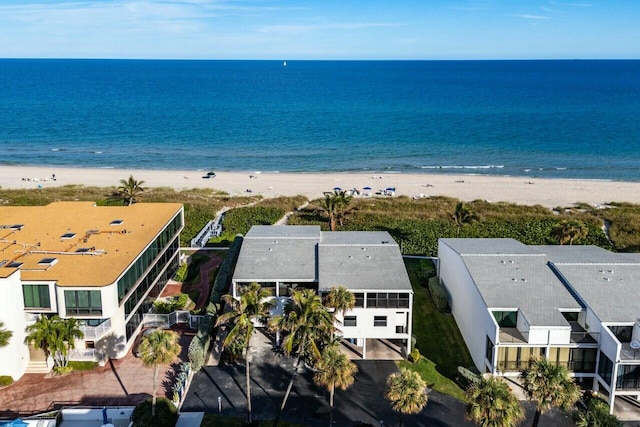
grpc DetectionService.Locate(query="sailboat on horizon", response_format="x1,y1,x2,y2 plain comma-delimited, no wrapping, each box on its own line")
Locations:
283,60,287,67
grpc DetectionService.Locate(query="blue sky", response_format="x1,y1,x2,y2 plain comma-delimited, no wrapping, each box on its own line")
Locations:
0,0,638,59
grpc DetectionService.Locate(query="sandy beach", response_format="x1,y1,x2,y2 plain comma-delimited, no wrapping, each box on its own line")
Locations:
2,165,640,208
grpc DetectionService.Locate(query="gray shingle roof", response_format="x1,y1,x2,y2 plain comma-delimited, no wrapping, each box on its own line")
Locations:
318,244,412,292
234,226,412,293
551,263,640,323
440,239,581,327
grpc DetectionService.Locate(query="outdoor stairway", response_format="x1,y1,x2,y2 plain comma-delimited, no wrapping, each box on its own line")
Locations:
25,360,51,374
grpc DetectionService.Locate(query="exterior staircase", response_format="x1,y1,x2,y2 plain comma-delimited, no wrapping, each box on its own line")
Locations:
25,360,51,374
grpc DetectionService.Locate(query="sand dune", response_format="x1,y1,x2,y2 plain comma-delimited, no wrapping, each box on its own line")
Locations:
2,165,640,208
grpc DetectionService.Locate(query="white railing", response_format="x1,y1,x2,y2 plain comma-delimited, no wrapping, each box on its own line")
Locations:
68,348,96,361
80,319,112,340
190,212,225,247
143,310,192,328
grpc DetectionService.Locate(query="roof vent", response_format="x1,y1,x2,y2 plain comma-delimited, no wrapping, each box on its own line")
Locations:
521,278,527,282
604,277,610,281
381,241,389,244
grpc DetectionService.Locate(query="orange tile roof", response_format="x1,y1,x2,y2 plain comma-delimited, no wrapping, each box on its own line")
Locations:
0,202,183,286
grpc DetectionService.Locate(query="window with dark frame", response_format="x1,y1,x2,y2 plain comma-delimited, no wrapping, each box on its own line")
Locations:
64,290,102,315
23,284,51,309
374,316,387,327
344,316,357,327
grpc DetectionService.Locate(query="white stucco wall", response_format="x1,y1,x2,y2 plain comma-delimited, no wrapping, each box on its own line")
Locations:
339,307,411,339
438,241,496,372
0,271,30,380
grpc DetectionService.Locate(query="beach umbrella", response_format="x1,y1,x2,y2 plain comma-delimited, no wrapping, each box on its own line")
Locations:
363,186,372,190
385,187,396,191
333,187,342,191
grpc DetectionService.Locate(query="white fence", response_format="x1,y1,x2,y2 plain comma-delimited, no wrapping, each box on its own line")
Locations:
80,319,112,340
142,310,204,329
190,212,225,247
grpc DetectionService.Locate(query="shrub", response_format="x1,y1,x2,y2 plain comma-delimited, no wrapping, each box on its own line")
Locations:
222,206,284,237
52,365,73,375
428,277,448,313
67,361,98,371
0,375,13,386
188,314,216,372
172,262,188,282
153,294,189,314
409,348,421,363
188,335,208,371
131,397,178,427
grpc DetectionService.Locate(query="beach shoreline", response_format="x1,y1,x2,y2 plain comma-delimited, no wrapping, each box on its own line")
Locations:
2,165,640,209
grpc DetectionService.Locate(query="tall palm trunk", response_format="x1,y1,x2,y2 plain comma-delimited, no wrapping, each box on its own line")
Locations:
152,364,159,417
273,335,307,427
329,384,335,427
246,343,252,424
532,409,541,427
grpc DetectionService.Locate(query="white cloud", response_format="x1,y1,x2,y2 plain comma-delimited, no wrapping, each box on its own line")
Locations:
514,14,551,20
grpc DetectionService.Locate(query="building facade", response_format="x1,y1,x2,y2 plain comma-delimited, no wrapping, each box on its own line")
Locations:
232,225,413,359
438,238,640,414
0,202,183,380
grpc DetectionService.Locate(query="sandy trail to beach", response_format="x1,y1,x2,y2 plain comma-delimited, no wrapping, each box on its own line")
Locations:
2,165,640,208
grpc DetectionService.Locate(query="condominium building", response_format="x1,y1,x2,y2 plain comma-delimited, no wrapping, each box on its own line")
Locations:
232,225,413,359
0,202,183,380
438,238,640,414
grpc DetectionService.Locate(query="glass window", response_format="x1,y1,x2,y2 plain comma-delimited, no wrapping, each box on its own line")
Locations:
23,284,51,309
561,312,579,322
65,290,102,315
597,351,613,386
493,311,517,328
344,316,357,327
485,336,494,364
374,316,387,327
354,293,364,307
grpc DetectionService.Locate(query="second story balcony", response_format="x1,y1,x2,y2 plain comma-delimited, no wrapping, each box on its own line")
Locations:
80,319,111,340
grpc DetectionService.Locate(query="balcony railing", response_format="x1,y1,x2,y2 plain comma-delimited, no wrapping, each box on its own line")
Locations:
498,360,596,373
68,348,96,361
617,378,640,390
570,331,599,344
80,319,111,340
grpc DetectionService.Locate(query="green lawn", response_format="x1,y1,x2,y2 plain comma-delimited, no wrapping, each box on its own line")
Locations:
403,258,474,400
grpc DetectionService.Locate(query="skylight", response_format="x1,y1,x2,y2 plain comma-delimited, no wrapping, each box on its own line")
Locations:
61,233,76,239
7,261,23,268
38,258,58,266
75,248,90,253
110,219,124,226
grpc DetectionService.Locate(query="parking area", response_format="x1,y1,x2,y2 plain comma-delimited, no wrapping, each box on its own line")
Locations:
0,331,190,419
182,331,576,426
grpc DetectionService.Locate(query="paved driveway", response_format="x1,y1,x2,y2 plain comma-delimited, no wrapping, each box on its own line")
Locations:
0,332,191,419
182,334,576,427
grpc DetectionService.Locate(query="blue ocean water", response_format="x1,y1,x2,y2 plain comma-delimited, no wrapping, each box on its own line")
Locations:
0,59,639,180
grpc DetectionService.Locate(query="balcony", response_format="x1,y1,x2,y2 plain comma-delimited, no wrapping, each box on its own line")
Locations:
80,319,111,340
617,378,640,390
498,360,596,373
498,328,527,344
620,343,640,361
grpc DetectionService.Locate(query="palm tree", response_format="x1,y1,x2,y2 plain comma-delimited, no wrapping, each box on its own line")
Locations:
552,219,589,245
465,376,524,427
319,192,339,231
520,358,581,427
25,315,57,362
313,344,358,427
324,286,355,338
0,321,12,347
270,289,334,427
117,175,146,205
215,283,274,425
139,329,182,417
52,317,84,368
333,190,353,227
452,202,478,237
385,368,428,427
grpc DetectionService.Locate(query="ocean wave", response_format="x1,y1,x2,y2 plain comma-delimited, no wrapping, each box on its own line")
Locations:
420,165,504,170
